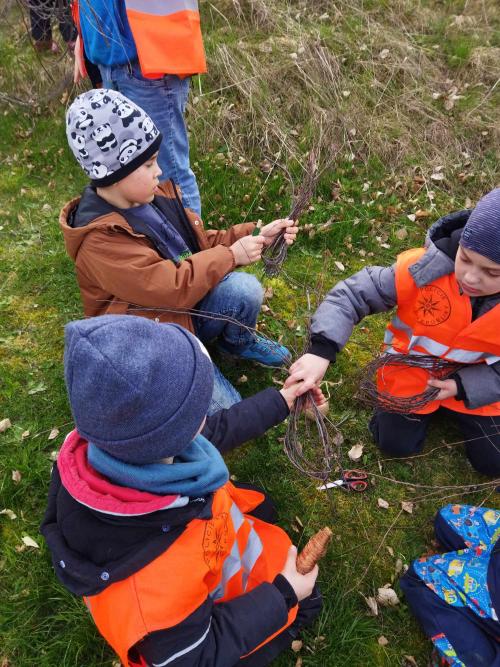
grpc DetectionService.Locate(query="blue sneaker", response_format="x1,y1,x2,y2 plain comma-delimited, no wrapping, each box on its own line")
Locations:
218,336,291,368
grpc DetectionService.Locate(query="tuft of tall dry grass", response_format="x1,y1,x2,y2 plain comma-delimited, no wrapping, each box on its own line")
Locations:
194,0,499,181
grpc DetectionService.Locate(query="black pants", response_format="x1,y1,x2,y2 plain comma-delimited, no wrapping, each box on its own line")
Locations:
30,0,76,43
370,408,500,476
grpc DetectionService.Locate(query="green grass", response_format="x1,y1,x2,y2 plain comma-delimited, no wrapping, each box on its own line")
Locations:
1,2,499,666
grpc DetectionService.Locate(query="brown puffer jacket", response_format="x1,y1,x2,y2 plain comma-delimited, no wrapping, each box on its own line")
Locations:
60,180,255,333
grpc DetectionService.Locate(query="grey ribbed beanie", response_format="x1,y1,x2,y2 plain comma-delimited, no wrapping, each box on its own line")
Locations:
461,188,500,264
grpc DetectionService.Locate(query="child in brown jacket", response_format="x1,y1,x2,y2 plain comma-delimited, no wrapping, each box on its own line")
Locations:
62,89,298,412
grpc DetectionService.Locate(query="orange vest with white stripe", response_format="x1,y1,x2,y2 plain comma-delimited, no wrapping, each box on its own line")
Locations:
379,247,500,415
123,0,206,78
84,482,298,666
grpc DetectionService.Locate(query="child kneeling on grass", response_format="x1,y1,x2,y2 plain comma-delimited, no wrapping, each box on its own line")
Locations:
401,504,500,666
285,189,500,476
61,89,298,414
41,315,322,667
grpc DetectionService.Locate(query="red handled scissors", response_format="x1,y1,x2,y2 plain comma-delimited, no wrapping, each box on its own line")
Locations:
317,469,368,493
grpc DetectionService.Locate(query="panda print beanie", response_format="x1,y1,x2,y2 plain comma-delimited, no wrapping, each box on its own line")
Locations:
66,89,162,187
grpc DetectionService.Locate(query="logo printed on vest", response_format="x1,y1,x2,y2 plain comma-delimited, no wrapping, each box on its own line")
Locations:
203,512,229,573
415,285,451,326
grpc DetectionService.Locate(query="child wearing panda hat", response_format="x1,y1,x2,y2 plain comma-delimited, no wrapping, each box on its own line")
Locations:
62,89,299,414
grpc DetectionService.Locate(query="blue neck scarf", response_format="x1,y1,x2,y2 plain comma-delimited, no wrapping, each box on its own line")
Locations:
87,434,229,497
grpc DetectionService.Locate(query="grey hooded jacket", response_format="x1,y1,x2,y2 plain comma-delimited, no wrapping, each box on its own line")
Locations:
309,210,500,410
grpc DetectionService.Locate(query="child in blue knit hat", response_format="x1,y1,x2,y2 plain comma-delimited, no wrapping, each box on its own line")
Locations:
286,188,500,476
61,88,299,415
42,315,325,667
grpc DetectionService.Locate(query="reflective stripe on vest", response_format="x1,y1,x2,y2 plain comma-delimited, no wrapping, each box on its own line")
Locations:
125,0,199,14
385,315,500,365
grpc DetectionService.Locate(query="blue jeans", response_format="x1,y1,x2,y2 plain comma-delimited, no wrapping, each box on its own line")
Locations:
98,62,201,215
195,272,264,415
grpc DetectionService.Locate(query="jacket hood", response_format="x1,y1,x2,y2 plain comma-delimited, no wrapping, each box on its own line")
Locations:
409,209,471,287
40,431,212,596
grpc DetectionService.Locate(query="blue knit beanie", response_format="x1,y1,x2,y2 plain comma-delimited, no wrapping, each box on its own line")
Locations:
64,315,214,464
461,188,500,264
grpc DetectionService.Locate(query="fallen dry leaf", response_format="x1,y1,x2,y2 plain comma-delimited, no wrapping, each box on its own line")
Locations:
11,470,21,484
378,636,389,646
376,585,399,607
49,450,58,462
386,546,394,557
334,260,345,272
48,427,59,441
395,558,404,575
237,375,248,385
406,213,416,223
379,48,390,59
348,443,364,461
403,655,418,667
430,172,445,182
291,639,303,653
401,501,414,514
21,535,40,549
0,509,17,520
295,658,303,667
0,418,12,433
377,497,390,510
264,286,273,300
21,430,30,439
363,594,378,616
395,227,408,240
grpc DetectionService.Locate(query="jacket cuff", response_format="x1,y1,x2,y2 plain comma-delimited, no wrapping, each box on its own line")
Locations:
307,335,338,362
451,373,467,402
272,574,298,610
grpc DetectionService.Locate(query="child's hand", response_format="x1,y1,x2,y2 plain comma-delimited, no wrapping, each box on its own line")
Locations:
73,35,86,84
280,546,318,602
260,218,299,246
284,354,330,396
427,378,458,400
230,235,265,266
280,382,327,411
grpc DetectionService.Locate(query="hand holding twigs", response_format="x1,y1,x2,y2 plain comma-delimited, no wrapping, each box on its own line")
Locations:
261,218,298,247
285,353,331,396
280,382,327,411
280,546,318,601
427,378,458,401
230,235,265,266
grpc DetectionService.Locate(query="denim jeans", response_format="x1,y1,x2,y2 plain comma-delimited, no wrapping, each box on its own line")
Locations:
98,62,201,215
195,272,264,349
195,272,264,415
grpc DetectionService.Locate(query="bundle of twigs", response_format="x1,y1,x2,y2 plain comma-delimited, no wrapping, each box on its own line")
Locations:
284,389,343,482
261,148,319,277
19,0,72,23
357,352,462,414
296,527,333,574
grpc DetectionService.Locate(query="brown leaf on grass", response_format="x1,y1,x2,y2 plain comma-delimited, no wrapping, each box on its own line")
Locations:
21,430,30,439
0,509,17,520
395,227,408,240
403,656,418,667
291,640,303,652
401,501,414,514
376,585,399,606
377,497,389,510
21,535,40,549
348,443,364,461
49,450,59,462
334,260,345,271
332,431,344,446
48,427,59,441
415,209,431,219
264,286,274,300
395,558,404,575
295,658,303,667
237,375,248,385
11,470,21,484
0,418,12,433
1,657,12,667
378,636,389,646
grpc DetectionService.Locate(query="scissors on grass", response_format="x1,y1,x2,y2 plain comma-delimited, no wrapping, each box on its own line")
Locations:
317,469,368,493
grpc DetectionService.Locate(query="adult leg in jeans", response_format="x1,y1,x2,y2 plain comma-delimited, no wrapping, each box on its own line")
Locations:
443,409,500,477
370,410,433,457
98,63,201,215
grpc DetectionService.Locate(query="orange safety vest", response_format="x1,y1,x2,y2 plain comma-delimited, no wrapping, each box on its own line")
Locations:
123,0,206,78
379,247,500,415
84,482,298,666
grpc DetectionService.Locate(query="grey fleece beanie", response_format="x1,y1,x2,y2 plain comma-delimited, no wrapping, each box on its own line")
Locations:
461,188,500,264
66,89,162,187
64,315,214,464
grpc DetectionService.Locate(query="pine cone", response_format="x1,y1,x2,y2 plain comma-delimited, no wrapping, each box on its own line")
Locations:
296,527,333,574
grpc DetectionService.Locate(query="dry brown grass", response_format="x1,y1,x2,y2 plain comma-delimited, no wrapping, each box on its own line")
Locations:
194,0,499,180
